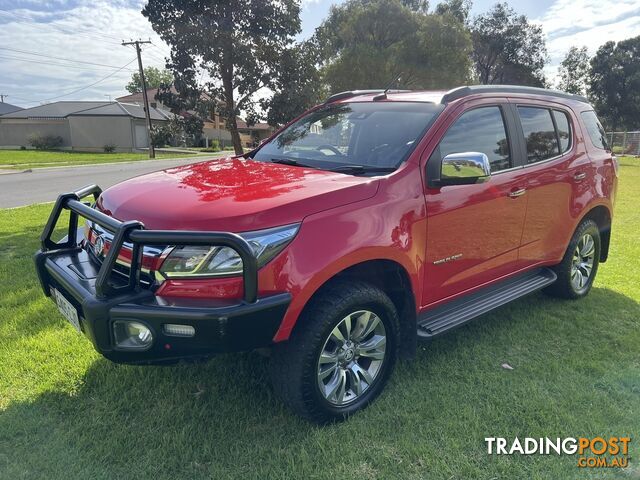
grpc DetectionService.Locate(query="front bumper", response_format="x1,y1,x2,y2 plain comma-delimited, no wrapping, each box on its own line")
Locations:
34,185,291,364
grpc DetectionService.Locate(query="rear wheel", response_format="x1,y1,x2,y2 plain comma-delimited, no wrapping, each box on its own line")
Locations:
269,281,399,423
545,219,600,299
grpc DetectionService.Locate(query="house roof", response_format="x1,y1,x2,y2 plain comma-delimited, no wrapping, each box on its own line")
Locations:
1,101,111,119
0,101,170,121
69,102,171,121
0,102,23,115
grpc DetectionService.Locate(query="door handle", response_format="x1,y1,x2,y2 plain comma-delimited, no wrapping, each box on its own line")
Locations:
508,188,526,198
574,172,587,181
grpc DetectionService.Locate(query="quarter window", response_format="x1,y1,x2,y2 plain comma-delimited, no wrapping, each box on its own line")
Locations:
517,107,560,163
439,106,511,173
553,110,572,153
580,110,610,150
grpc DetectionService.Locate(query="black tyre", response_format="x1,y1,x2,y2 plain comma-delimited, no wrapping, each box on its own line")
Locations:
269,280,400,423
544,219,600,299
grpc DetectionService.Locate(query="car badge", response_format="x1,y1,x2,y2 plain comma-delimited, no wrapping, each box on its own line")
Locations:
94,235,105,257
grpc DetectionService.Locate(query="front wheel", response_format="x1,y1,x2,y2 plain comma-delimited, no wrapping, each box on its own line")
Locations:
544,219,600,299
269,281,399,423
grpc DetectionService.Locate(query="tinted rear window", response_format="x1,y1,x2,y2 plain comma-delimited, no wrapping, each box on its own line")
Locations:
517,107,560,163
553,110,571,153
580,110,610,150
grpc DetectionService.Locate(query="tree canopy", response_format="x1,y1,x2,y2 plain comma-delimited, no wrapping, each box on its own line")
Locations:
125,67,173,94
471,3,547,86
315,0,473,93
588,36,640,131
557,46,590,95
143,0,301,154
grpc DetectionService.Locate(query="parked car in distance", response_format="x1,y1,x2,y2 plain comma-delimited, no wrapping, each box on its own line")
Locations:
35,85,617,423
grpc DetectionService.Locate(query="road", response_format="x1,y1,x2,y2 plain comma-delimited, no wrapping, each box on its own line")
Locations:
0,155,224,208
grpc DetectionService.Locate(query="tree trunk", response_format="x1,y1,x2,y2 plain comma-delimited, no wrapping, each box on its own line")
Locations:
222,75,244,156
229,114,243,155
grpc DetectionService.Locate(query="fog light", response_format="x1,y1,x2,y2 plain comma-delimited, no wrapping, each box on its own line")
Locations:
163,324,195,337
113,321,153,350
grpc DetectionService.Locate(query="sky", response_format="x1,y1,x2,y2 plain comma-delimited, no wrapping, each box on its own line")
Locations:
0,0,638,109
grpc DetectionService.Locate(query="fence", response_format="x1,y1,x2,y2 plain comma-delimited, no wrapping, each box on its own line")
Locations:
606,131,640,156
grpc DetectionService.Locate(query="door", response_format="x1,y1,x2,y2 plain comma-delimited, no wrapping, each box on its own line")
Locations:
135,123,148,148
513,103,591,264
421,102,529,306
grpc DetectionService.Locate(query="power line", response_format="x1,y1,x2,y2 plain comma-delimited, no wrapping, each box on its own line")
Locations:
17,58,137,104
0,54,136,72
0,46,138,70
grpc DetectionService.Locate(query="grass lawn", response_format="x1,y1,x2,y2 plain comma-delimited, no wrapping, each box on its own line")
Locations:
0,149,197,170
0,158,638,479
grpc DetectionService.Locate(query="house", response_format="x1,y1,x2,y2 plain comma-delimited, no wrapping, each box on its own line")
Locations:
0,102,23,115
116,88,275,149
0,101,170,152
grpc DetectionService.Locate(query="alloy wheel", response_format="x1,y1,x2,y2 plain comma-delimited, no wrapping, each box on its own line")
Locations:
570,233,595,291
316,310,387,406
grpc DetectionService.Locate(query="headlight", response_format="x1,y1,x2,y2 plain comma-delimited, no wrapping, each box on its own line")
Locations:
158,224,299,279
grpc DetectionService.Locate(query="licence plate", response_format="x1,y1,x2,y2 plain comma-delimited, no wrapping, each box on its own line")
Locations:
52,288,81,333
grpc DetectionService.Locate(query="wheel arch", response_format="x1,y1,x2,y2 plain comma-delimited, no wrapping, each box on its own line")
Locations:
281,259,418,359
579,204,612,262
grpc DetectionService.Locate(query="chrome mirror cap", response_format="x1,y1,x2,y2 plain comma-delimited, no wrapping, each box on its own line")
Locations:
441,152,491,183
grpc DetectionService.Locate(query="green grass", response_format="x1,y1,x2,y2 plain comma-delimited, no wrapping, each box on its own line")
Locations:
0,150,197,170
0,159,638,479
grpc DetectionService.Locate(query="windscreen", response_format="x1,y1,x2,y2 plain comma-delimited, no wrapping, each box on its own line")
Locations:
252,102,443,172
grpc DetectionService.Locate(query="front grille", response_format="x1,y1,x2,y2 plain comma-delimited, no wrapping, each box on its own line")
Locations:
86,222,162,289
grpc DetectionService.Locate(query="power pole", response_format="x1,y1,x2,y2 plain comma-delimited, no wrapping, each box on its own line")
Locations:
122,39,155,159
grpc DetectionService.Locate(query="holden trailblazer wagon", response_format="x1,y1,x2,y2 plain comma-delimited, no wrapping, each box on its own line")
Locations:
35,85,617,422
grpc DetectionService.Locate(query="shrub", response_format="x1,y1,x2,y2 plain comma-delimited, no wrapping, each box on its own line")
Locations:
103,144,117,153
27,133,63,150
20,145,26,150
201,140,221,152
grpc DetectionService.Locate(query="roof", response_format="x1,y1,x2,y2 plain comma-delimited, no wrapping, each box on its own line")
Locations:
237,121,272,131
0,102,23,115
0,101,170,121
1,101,111,119
326,85,589,105
69,102,171,121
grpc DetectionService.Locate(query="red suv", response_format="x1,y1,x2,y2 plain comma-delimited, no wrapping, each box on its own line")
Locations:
35,85,617,423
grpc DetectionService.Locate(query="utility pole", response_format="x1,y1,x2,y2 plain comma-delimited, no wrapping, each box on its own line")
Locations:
122,39,155,158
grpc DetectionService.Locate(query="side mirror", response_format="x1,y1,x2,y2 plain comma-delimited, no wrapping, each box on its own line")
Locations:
440,152,491,185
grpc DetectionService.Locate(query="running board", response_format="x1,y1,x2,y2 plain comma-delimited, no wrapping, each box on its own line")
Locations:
417,268,557,338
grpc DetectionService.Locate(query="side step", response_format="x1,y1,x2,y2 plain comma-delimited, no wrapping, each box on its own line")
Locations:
417,268,557,338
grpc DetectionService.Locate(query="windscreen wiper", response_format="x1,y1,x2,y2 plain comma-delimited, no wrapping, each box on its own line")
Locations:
329,165,396,174
271,158,317,169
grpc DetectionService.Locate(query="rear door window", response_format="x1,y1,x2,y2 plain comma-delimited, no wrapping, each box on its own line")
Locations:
517,107,560,163
580,110,610,150
553,110,572,153
438,106,511,173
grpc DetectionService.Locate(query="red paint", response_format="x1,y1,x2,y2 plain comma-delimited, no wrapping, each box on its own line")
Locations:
94,90,616,344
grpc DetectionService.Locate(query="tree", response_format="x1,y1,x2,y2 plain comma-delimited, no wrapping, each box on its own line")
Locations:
435,0,472,25
125,66,173,94
143,0,301,155
588,36,640,131
315,0,472,93
261,41,325,127
471,3,547,86
557,46,590,95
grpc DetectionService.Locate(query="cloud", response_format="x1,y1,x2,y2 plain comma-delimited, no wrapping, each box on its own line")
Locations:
0,0,171,107
535,0,640,81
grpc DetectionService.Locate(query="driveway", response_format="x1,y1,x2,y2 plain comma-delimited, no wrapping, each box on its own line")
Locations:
0,155,226,208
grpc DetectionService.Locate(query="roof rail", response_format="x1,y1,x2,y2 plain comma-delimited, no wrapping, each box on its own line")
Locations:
324,90,385,103
442,85,589,104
